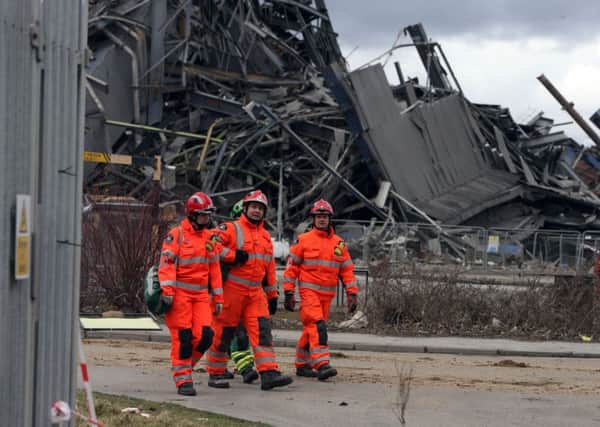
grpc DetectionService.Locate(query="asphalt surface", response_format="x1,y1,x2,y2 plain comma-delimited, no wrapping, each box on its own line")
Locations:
88,361,600,427
83,326,600,426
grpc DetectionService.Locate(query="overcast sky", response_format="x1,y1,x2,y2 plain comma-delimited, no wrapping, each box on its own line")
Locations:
326,0,600,146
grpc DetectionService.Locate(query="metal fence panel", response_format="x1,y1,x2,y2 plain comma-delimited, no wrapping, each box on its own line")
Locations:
580,232,600,273
336,220,596,275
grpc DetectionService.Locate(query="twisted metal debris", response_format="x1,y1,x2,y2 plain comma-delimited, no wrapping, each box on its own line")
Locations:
84,1,600,263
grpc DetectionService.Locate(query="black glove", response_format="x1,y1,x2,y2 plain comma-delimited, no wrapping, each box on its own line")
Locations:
284,292,296,312
234,249,249,265
347,293,358,314
158,295,173,313
268,297,278,315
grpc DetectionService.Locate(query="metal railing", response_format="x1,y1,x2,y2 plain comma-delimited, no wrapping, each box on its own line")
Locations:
334,220,598,275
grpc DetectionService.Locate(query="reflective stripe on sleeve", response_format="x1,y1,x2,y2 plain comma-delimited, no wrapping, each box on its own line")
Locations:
340,259,353,268
220,247,231,259
233,222,244,249
161,250,177,261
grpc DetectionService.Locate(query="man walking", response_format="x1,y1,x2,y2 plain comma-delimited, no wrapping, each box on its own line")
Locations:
210,199,259,384
206,190,292,390
158,192,224,396
283,199,358,380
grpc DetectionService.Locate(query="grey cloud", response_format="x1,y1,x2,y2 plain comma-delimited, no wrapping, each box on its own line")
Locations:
324,0,600,48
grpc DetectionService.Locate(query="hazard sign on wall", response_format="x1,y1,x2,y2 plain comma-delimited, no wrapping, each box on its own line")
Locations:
15,194,31,280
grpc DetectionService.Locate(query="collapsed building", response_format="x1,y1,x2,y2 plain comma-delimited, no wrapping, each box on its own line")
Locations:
84,0,600,266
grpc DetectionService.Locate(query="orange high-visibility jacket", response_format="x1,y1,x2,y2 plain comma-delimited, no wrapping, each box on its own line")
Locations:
283,227,357,296
217,214,278,298
158,218,223,302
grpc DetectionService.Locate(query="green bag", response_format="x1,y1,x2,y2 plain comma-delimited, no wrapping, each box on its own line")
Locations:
144,264,169,315
145,226,182,315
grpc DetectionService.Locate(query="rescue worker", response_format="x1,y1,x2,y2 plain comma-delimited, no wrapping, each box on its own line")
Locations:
206,190,293,390
283,199,358,380
158,192,223,396
211,199,259,384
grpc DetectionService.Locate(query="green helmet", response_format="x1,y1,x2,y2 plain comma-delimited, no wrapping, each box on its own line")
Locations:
230,199,244,219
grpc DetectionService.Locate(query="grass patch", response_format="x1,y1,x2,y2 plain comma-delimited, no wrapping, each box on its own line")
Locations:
76,390,270,427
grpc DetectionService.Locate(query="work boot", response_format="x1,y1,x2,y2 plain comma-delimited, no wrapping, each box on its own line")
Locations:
296,365,317,378
260,370,293,391
222,369,234,380
317,364,337,381
208,374,230,389
241,367,259,384
177,382,197,396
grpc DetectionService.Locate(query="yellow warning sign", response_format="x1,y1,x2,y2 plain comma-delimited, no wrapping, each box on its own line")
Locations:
15,195,31,280
19,202,28,233
83,151,132,165
83,151,111,163
16,235,30,277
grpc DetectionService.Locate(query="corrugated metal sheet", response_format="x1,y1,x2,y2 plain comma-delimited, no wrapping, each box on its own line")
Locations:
33,1,87,425
0,1,39,424
348,65,519,222
1,1,87,425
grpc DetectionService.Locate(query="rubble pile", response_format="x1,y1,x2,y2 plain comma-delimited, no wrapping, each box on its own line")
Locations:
84,1,600,252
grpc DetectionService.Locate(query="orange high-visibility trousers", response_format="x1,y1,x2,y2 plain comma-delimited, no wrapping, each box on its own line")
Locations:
206,285,278,374
165,292,213,387
294,289,332,369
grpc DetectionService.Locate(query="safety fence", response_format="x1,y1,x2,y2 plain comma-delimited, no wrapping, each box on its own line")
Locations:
333,220,600,275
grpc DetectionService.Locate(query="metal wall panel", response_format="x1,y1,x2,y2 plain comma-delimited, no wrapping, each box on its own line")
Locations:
0,1,86,425
0,1,39,424
33,1,87,425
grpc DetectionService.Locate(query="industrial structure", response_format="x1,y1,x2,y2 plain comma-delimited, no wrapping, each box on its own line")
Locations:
83,2,599,224
82,0,600,270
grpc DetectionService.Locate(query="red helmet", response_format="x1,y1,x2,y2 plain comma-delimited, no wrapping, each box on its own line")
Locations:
242,190,268,210
186,192,215,215
310,199,333,216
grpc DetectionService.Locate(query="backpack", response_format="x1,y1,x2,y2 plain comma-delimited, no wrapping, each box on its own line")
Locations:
144,225,182,315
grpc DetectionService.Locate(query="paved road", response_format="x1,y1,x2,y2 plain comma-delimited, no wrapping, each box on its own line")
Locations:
83,327,600,425
88,363,600,427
